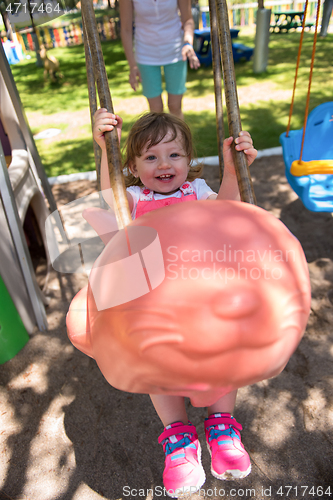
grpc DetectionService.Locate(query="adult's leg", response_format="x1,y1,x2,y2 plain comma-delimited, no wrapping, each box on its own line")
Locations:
147,95,164,113
164,60,187,120
137,63,163,111
150,394,188,426
167,93,184,120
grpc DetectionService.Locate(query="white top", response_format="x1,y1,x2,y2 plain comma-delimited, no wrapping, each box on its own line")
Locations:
127,178,216,219
132,0,184,65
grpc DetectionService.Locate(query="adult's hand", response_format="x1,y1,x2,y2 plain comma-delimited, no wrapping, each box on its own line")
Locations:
129,65,142,91
182,44,201,69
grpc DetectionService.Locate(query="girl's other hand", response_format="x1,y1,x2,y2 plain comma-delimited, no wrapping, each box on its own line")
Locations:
223,131,257,176
234,131,257,166
93,108,123,148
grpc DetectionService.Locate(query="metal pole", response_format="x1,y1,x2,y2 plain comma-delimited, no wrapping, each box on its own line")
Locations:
253,8,271,74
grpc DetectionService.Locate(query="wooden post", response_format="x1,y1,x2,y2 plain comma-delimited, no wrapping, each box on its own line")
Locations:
209,0,225,185
82,15,102,193
214,0,257,204
81,0,132,228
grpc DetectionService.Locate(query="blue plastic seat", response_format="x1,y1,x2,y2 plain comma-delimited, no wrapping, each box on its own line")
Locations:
280,102,333,212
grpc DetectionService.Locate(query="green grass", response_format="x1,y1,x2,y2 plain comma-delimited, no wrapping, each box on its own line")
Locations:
36,115,133,177
37,136,95,177
9,31,333,177
11,41,131,114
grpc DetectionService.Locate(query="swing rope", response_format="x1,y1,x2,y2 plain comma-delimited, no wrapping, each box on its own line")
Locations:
286,0,310,138
298,0,321,163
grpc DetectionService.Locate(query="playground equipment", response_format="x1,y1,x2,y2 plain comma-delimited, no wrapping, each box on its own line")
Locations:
194,27,254,66
0,275,29,364
280,0,333,212
0,41,57,334
64,0,311,404
1,39,24,65
270,10,313,33
281,102,333,212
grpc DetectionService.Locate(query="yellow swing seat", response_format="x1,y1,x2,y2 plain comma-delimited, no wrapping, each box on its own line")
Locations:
290,158,333,176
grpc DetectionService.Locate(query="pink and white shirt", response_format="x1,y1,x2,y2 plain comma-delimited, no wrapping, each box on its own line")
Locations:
127,178,216,219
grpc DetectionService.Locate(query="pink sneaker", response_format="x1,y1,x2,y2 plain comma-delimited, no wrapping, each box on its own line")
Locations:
158,421,206,498
205,413,251,480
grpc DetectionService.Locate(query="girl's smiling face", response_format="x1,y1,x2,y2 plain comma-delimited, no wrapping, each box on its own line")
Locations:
129,131,191,195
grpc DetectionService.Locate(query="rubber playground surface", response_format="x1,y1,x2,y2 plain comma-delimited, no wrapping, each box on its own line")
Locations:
0,153,333,500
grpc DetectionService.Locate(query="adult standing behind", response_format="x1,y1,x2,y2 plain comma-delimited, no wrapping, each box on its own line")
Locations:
119,0,200,120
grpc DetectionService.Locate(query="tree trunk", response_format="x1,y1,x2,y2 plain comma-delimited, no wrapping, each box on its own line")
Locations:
1,10,13,41
26,0,43,66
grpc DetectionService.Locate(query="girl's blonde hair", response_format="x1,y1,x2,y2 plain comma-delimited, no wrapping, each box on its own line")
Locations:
122,112,203,187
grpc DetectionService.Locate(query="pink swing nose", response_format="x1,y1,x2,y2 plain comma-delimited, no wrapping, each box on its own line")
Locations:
211,287,260,319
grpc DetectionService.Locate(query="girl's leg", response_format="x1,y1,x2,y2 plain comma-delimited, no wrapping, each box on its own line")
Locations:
150,394,188,426
205,389,251,480
147,95,164,113
167,93,184,120
151,394,206,494
207,389,238,416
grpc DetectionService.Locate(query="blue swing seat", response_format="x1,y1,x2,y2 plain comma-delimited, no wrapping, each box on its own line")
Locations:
280,102,333,212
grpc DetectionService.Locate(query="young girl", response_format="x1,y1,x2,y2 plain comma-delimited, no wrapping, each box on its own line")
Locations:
93,108,257,498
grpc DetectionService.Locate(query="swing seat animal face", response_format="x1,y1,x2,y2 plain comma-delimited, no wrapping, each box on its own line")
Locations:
67,201,311,407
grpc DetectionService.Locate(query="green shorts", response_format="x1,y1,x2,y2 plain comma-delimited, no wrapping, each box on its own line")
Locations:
137,60,187,99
